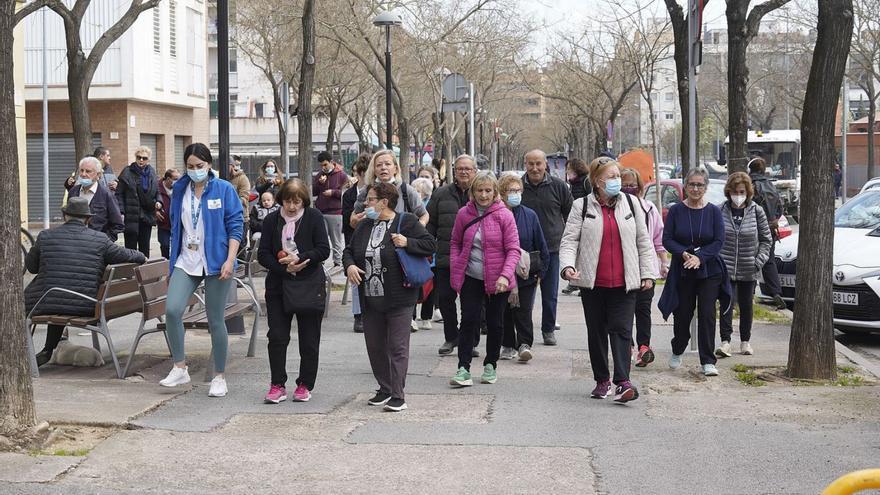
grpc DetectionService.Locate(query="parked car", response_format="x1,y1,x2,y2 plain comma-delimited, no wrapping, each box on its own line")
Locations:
761,189,880,333
860,177,880,194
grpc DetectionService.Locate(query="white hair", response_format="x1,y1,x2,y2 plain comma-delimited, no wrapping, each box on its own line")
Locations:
79,156,101,172
524,149,546,162
454,154,475,167
411,177,434,196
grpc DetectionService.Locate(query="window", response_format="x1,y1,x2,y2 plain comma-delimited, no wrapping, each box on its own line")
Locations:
665,113,674,120
255,102,264,118
186,8,204,95
169,0,177,58
665,92,674,101
229,48,238,73
230,94,238,118
153,8,161,53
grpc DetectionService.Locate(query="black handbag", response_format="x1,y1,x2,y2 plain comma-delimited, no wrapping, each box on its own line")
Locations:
528,250,543,276
282,267,327,314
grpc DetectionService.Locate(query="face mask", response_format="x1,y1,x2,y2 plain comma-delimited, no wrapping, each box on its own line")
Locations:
507,192,522,207
365,206,380,220
732,194,747,207
423,197,430,208
188,168,209,183
265,167,276,175
78,177,94,188
621,186,639,196
603,178,621,197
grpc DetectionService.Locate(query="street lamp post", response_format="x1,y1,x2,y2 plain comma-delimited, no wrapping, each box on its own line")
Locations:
373,11,402,151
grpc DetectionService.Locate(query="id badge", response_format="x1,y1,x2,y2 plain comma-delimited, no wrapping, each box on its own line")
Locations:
186,234,201,251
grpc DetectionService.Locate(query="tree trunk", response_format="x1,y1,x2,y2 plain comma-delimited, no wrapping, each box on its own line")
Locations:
664,0,698,176
726,2,751,173
398,116,411,174
0,0,37,433
67,56,95,162
787,0,853,380
868,78,876,180
647,98,662,207
297,0,316,190
325,101,338,154
272,81,286,167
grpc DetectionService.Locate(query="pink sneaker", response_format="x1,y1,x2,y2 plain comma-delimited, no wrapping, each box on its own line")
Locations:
293,384,311,402
264,384,287,404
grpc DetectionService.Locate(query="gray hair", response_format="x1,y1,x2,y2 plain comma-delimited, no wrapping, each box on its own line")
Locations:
685,167,709,184
411,177,434,196
524,149,546,162
454,154,476,167
79,156,101,172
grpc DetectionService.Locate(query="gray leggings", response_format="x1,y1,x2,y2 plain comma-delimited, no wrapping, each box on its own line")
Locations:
165,268,233,372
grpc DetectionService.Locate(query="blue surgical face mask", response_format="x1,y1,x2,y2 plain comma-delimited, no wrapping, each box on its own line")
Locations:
507,192,522,207
188,168,209,183
77,177,94,188
365,206,379,220
603,178,621,197
265,167,276,175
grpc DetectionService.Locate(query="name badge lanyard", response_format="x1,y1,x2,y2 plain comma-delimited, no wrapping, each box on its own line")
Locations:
190,183,202,240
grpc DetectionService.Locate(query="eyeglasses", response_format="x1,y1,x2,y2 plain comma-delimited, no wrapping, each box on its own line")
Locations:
456,167,475,173
686,182,707,189
136,156,149,161
365,196,379,203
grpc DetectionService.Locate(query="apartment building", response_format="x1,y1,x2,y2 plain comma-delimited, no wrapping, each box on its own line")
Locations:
22,0,209,222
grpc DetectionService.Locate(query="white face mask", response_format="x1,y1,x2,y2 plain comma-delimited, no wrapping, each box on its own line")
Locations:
731,194,747,207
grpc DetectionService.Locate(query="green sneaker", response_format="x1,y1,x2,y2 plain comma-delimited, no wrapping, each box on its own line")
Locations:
450,367,473,387
481,363,497,384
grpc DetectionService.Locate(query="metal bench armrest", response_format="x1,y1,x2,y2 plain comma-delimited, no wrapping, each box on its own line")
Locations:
26,288,98,320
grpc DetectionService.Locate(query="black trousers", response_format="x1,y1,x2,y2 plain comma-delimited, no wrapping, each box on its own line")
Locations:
266,293,323,389
42,324,65,353
436,267,459,342
720,280,756,342
671,275,722,365
634,285,655,348
458,276,507,371
761,240,781,297
502,282,538,348
580,287,636,384
124,221,153,258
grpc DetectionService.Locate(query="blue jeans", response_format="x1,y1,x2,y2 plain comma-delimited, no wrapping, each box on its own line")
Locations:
165,268,233,372
540,252,560,333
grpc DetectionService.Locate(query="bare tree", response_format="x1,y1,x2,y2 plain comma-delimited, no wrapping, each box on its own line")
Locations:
14,0,161,160
788,0,853,380
297,0,316,185
1,0,36,436
851,0,880,179
725,0,793,172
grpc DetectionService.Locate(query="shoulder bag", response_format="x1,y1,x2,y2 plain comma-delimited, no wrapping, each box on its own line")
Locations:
395,213,433,288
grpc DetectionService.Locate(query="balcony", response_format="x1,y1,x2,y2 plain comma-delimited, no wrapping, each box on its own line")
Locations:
208,72,238,90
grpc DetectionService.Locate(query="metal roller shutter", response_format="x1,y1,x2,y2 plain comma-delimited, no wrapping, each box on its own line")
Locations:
140,133,159,157
26,133,100,223
174,136,186,169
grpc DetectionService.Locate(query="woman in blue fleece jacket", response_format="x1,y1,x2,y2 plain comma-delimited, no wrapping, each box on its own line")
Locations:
158,143,244,398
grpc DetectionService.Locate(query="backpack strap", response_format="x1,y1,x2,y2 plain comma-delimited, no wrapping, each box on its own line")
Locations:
400,183,411,213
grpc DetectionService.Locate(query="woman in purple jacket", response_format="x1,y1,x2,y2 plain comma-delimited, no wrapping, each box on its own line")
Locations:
448,172,521,387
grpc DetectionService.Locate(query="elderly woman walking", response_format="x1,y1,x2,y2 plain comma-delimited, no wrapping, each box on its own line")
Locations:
351,150,429,227
658,168,731,377
448,172,521,387
344,182,436,412
716,172,772,358
559,157,656,403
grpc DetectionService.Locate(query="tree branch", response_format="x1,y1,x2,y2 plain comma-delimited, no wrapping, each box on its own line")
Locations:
745,0,792,40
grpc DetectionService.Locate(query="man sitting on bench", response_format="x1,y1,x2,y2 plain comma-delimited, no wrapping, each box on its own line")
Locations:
25,197,146,366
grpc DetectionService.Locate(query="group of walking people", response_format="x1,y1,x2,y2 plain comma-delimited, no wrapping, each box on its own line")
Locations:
26,143,782,411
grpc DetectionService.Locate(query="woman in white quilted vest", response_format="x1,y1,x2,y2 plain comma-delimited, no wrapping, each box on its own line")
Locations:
716,172,772,358
559,156,657,404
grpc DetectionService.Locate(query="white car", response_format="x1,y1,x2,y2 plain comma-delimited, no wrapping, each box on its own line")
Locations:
860,177,880,194
772,189,880,333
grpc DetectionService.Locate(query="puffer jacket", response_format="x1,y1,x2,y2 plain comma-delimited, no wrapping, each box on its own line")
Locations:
720,201,772,281
449,200,521,294
116,162,159,233
559,193,657,291
24,220,146,316
426,181,469,269
522,172,573,252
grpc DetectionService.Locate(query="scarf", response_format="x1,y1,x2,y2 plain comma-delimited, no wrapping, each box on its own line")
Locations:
280,207,305,243
133,163,152,192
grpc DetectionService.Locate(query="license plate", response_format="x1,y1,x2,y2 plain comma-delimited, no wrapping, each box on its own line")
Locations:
779,274,796,288
833,291,859,306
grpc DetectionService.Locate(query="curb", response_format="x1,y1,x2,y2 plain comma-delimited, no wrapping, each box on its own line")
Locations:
835,341,880,379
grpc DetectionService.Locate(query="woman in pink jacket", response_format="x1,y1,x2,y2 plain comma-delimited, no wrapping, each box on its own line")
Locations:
620,168,669,367
448,172,521,387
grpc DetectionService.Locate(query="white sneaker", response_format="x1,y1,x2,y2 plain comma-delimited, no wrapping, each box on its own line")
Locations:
668,354,683,369
418,319,432,331
208,375,227,397
159,366,191,387
715,341,732,358
432,309,443,322
741,342,754,355
499,347,518,360
410,320,418,332
702,364,719,376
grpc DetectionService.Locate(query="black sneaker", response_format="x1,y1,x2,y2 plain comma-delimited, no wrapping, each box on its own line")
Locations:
772,294,787,310
35,350,52,367
384,398,407,412
438,341,456,355
368,391,391,406
542,332,557,346
353,315,364,333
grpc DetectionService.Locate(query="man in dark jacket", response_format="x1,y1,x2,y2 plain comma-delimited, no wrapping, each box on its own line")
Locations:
156,168,180,259
25,197,146,366
521,149,573,345
115,146,161,257
749,157,786,310
313,151,349,267
68,156,124,241
427,154,478,354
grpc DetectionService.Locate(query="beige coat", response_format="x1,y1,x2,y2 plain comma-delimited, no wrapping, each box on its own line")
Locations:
559,193,657,291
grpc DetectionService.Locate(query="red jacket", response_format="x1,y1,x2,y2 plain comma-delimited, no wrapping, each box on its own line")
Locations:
312,164,348,215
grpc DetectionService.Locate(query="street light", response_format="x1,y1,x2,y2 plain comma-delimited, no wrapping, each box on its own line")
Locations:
373,10,402,151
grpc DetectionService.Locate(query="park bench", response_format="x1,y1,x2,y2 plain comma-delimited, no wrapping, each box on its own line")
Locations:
26,261,149,379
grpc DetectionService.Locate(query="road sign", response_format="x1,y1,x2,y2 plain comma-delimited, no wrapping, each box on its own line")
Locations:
442,102,469,113
442,74,469,103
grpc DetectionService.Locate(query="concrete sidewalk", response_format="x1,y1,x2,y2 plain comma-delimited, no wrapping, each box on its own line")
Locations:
4,275,879,494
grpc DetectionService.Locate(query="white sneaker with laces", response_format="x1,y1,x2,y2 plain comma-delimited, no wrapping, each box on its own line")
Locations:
418,319,432,331
741,342,754,355
715,341,733,358
668,354,683,369
499,347,518,360
702,364,719,376
159,366,191,387
208,375,228,397
432,309,443,322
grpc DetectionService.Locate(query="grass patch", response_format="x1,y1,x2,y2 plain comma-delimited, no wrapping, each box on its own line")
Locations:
750,303,791,324
731,363,766,386
837,365,856,374
835,375,866,387
732,363,749,373
50,448,90,456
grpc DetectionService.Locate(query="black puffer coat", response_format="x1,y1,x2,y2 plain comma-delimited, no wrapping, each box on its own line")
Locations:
24,220,146,316
116,163,159,233
426,182,469,269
